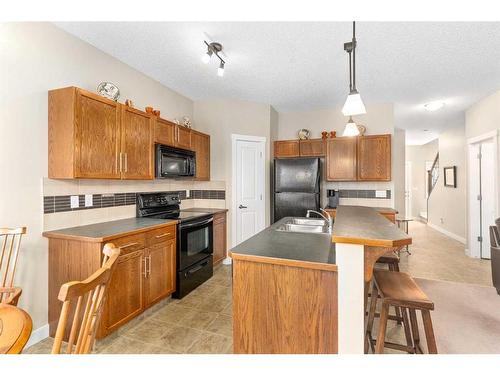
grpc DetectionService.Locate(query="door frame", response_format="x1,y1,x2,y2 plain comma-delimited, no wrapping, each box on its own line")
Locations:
467,129,499,258
405,161,412,218
231,134,267,249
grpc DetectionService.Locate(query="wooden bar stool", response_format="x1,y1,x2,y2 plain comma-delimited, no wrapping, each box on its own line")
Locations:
366,269,437,354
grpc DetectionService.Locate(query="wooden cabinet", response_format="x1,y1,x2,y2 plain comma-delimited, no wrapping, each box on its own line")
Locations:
213,212,227,265
154,117,176,146
144,239,176,308
44,223,177,339
49,87,154,180
191,130,210,181
357,134,391,181
175,125,192,150
274,140,300,158
299,139,325,157
104,249,144,334
121,107,154,179
326,137,358,181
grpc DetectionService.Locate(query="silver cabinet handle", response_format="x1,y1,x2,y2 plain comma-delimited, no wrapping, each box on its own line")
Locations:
147,255,152,277
143,256,147,278
124,153,128,172
119,152,123,172
155,233,171,239
239,205,247,209
119,242,138,249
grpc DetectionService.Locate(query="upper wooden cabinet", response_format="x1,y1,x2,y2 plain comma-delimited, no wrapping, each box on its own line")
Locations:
299,139,325,157
191,130,210,181
326,137,358,181
274,140,300,158
357,134,391,181
48,87,154,180
154,117,176,146
176,126,192,150
121,107,154,180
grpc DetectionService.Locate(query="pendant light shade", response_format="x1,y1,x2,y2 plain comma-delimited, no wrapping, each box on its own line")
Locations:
342,90,366,116
343,116,360,137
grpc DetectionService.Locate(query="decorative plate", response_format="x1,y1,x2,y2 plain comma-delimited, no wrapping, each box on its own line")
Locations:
298,129,310,140
97,82,120,101
357,124,367,136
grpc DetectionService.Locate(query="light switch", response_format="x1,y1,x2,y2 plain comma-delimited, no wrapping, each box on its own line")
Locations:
70,195,79,209
85,194,93,207
375,190,387,198
186,190,190,198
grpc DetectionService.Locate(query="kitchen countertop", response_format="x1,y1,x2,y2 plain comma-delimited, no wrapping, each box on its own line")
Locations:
332,205,411,248
182,208,228,214
43,217,178,242
324,206,398,214
229,217,336,271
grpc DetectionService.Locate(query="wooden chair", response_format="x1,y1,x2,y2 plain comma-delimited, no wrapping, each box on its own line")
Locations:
366,269,437,354
0,227,26,306
51,243,120,354
0,303,33,354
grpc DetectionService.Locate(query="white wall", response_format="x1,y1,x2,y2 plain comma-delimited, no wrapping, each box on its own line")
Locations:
427,125,467,241
193,99,274,246
278,104,405,211
0,22,194,331
405,139,439,219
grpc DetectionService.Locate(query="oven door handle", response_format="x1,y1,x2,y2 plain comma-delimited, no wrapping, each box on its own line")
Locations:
179,217,213,229
186,259,210,275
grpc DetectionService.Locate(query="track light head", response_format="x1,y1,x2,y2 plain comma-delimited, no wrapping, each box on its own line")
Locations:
217,61,225,77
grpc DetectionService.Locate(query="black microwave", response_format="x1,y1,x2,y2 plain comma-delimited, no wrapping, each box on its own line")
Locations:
156,144,196,178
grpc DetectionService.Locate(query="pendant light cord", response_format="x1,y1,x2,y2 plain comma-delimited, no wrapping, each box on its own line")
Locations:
352,21,356,92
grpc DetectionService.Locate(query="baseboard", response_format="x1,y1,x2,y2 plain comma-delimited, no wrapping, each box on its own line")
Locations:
25,323,49,348
427,222,467,244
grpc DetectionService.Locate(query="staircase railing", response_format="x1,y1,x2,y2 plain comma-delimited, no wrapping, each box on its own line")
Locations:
426,152,439,222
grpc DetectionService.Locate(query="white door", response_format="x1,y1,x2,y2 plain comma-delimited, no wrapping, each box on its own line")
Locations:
405,161,412,218
233,137,265,246
468,133,498,259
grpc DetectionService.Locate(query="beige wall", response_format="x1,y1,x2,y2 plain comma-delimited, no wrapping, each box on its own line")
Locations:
193,99,274,246
405,139,439,219
427,125,467,241
0,22,194,332
278,104,405,211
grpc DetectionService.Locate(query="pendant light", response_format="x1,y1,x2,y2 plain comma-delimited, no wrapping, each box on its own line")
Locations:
342,22,365,137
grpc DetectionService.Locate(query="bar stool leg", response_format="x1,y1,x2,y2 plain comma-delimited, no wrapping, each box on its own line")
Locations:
365,283,379,353
421,310,438,354
388,263,403,325
409,308,422,354
401,308,414,353
375,303,390,354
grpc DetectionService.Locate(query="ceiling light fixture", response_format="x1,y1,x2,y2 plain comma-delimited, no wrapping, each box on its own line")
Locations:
342,21,366,117
343,116,360,137
202,40,226,78
424,101,445,111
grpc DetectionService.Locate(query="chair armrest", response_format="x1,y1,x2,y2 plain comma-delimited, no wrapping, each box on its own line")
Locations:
0,286,22,306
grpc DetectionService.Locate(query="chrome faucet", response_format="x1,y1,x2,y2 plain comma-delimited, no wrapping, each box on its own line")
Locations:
306,208,333,230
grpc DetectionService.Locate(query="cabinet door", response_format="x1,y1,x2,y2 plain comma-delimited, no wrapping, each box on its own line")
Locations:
274,140,300,158
299,139,325,157
104,249,144,334
357,134,391,181
121,107,154,180
175,125,192,150
155,118,176,146
75,90,121,178
191,130,210,181
144,240,176,308
326,137,357,181
213,213,227,265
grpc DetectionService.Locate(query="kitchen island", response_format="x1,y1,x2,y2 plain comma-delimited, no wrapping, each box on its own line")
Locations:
229,205,411,354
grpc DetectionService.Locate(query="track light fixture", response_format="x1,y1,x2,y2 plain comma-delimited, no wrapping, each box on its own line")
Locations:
202,40,226,77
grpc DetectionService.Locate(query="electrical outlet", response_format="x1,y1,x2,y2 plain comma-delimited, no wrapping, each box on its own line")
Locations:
375,190,387,198
186,190,190,198
440,218,444,224
85,194,93,207
70,195,79,209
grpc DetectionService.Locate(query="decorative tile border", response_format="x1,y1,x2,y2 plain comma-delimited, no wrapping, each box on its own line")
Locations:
43,190,226,214
335,189,392,199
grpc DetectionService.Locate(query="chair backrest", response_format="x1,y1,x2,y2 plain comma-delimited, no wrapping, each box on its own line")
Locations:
495,217,500,233
0,227,26,304
51,243,120,354
490,225,500,248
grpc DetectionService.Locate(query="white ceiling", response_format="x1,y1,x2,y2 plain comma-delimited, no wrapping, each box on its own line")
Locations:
55,22,500,145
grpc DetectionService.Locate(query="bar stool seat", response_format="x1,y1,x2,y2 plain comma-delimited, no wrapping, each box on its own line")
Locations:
366,269,438,354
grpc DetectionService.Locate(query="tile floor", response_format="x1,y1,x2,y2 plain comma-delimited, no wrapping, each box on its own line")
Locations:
26,220,493,354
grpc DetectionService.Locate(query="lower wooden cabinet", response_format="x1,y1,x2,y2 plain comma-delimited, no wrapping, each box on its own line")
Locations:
144,240,176,308
213,212,227,265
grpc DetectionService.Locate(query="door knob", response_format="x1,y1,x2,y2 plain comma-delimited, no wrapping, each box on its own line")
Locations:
238,205,247,209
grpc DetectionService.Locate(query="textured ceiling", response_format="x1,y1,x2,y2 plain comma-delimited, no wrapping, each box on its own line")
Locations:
55,22,500,145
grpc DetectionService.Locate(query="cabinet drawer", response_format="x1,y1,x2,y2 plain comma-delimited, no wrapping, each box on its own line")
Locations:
146,225,176,246
111,233,146,255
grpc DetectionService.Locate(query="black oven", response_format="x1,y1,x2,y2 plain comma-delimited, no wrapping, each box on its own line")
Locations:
156,144,196,178
178,215,213,271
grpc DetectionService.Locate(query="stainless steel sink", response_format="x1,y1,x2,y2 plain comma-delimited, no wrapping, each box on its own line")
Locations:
289,218,326,226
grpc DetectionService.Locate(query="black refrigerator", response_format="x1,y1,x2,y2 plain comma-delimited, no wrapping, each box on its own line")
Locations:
273,158,321,223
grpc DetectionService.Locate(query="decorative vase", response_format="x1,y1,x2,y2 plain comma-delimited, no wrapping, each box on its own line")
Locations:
321,131,328,140
330,131,337,138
